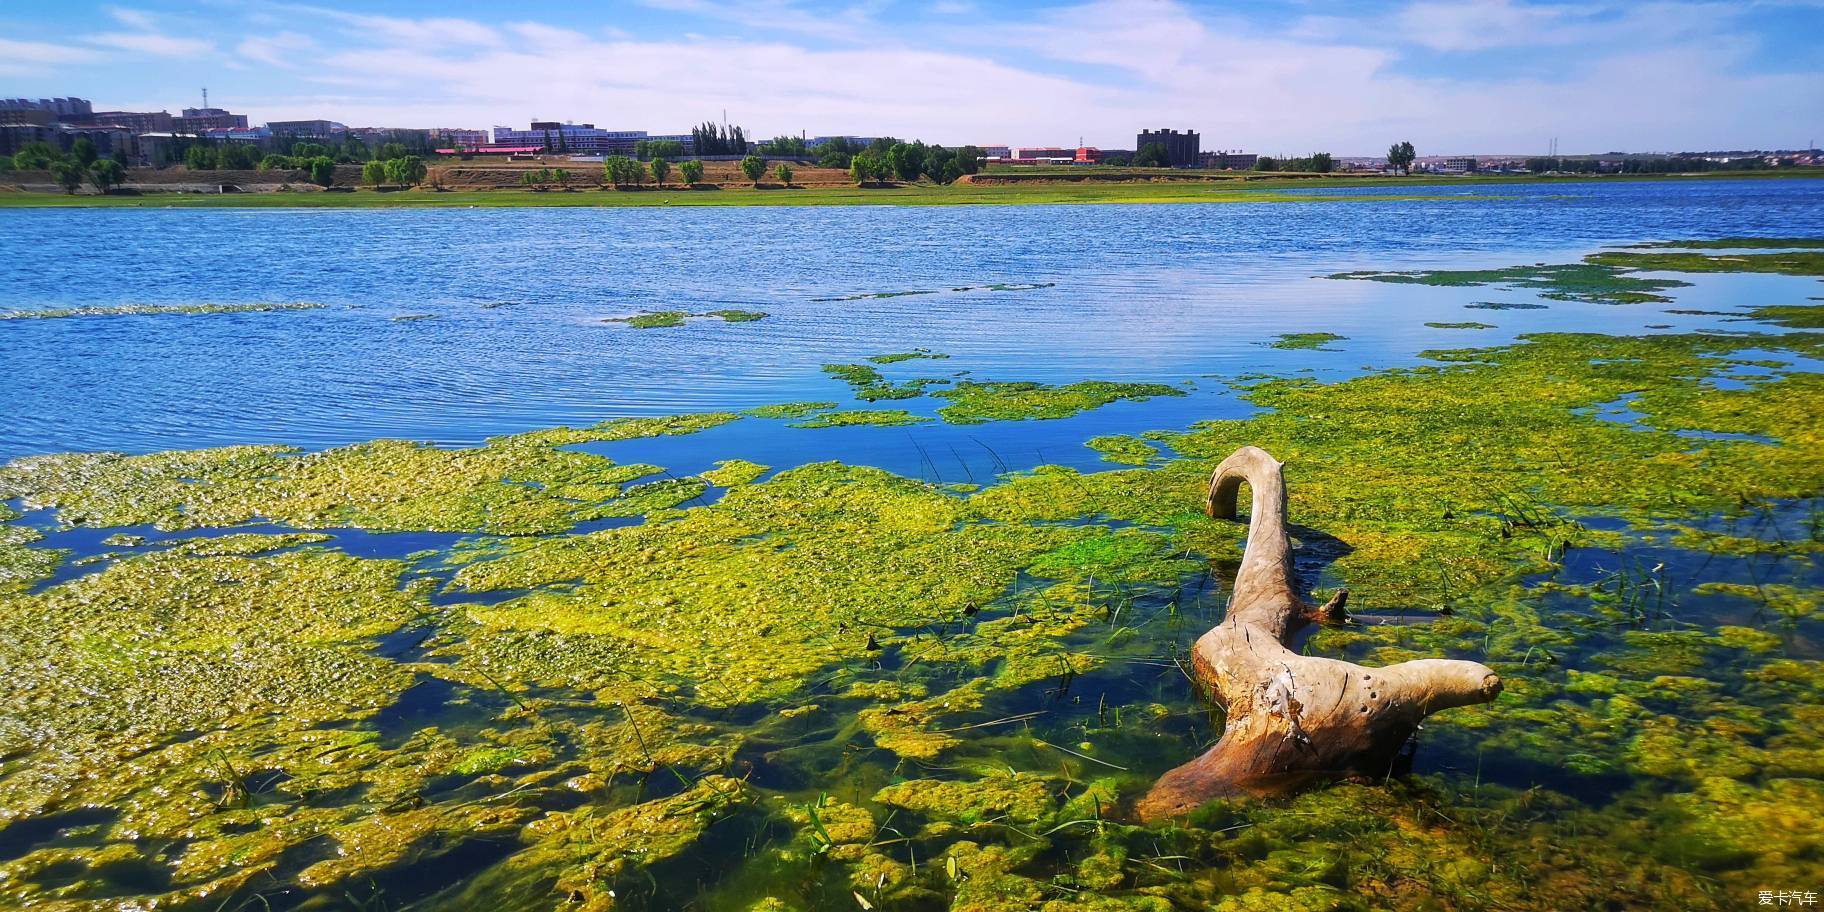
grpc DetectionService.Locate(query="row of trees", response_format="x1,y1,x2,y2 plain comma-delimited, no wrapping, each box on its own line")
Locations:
6,139,127,194
1255,153,1334,173
361,156,428,187
690,122,750,156
846,141,984,185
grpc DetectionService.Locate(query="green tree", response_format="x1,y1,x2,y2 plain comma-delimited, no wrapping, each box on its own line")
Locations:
552,167,569,187
678,159,704,185
1133,143,1171,167
635,139,684,161
70,137,98,167
954,145,983,175
740,154,764,186
851,151,886,186
377,142,408,161
259,154,294,171
12,142,58,170
757,135,807,156
88,158,126,193
363,160,388,186
308,156,335,187
217,144,250,169
1387,140,1415,175
649,157,671,187
0,155,13,173
775,162,793,186
185,145,217,170
49,160,85,194
603,155,638,188
1254,156,1279,171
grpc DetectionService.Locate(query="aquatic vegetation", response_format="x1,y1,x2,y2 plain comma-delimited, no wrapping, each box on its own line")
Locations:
392,312,438,322
0,249,1821,908
869,349,951,364
789,409,932,428
0,302,325,320
702,459,770,486
1266,332,1346,350
1745,303,1824,328
0,415,745,534
707,309,768,322
1330,262,1687,304
822,362,951,401
1086,434,1160,465
745,401,839,419
1626,237,1824,249
1467,300,1547,310
936,380,1186,424
0,522,63,593
1426,321,1495,329
616,310,690,328
1587,249,1824,277
611,308,768,328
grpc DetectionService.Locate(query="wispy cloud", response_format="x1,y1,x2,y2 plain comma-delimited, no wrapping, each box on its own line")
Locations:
235,31,317,67
84,7,214,57
9,0,1821,152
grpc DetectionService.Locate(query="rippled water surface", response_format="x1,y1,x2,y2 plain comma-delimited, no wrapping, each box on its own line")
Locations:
4,178,1823,462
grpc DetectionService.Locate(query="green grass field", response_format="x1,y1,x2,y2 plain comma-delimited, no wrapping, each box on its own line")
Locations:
0,168,1816,209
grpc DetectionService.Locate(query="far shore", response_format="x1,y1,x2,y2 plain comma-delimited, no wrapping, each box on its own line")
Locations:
1,167,1817,210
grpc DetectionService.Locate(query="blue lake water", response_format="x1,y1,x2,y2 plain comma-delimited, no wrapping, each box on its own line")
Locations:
3,177,1823,473
2,178,1823,911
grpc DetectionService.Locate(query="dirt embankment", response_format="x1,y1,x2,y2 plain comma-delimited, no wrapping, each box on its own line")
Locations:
431,159,856,190
956,169,1369,185
1,165,367,194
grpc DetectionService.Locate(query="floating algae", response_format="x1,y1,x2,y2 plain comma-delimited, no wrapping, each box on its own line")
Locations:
701,459,770,486
868,349,951,364
1426,321,1496,329
821,362,951,401
0,259,1821,909
935,380,1186,424
789,409,932,428
392,313,438,322
615,310,690,328
744,401,838,419
1625,237,1824,249
608,309,768,328
1266,332,1347,350
1330,262,1688,304
1085,434,1160,466
1467,300,1548,310
0,302,325,320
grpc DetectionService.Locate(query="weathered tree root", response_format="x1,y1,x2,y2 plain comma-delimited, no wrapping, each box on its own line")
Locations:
1137,446,1501,821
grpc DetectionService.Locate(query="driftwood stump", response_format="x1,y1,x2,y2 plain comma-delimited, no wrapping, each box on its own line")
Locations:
1137,446,1501,821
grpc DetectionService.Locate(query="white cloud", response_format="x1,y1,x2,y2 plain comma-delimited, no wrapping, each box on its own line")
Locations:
54,0,1814,154
236,31,317,67
84,7,214,57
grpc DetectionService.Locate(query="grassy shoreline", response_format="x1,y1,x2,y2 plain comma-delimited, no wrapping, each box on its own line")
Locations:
1,168,1817,210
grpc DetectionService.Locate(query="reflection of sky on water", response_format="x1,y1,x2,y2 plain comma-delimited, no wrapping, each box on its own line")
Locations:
0,177,1819,462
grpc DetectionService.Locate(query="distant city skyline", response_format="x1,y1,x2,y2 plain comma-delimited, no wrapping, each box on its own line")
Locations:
2,0,1821,154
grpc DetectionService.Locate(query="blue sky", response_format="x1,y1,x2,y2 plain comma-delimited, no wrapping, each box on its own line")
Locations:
3,0,1820,153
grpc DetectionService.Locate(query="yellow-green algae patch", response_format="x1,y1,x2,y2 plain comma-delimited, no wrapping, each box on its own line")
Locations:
0,311,1821,908
1266,332,1347,350
790,409,932,428
1329,262,1688,304
702,459,771,486
1086,435,1160,466
936,380,1186,424
0,414,743,535
745,401,838,419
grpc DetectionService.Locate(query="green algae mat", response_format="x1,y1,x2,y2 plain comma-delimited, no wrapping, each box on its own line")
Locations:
1,253,1822,910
